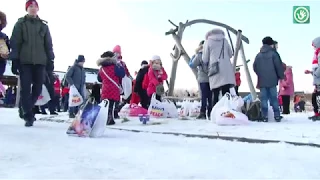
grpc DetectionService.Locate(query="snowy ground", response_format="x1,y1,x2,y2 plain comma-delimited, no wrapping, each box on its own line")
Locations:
1,108,320,179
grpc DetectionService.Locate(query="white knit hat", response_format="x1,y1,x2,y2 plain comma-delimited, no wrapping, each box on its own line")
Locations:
151,55,161,61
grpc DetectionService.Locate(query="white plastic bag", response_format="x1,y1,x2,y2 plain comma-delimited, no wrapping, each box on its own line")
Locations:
189,101,201,117
215,106,249,125
35,85,51,106
210,93,233,121
148,93,165,117
179,99,193,118
118,104,131,118
232,96,244,112
90,99,110,138
122,75,132,100
268,103,274,121
163,99,178,118
69,85,84,107
229,87,237,96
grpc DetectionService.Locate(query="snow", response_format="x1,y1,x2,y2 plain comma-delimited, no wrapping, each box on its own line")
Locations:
1,108,320,179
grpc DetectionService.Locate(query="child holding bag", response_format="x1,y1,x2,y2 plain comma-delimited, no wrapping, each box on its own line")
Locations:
147,55,168,101
97,51,125,125
0,11,10,79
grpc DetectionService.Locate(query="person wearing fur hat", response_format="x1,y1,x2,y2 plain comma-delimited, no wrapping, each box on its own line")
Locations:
189,40,212,119
65,55,86,118
10,0,54,126
146,55,168,101
305,37,320,120
0,11,10,79
134,60,150,109
253,36,284,122
97,51,125,125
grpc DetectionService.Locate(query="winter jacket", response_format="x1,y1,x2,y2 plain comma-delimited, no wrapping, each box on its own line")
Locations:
189,51,209,83
10,15,54,65
235,71,241,86
147,66,168,96
253,45,284,88
311,38,320,85
0,32,9,77
54,79,61,95
202,28,235,89
61,87,69,97
65,62,86,95
134,65,149,92
130,79,140,105
279,67,294,96
97,57,125,101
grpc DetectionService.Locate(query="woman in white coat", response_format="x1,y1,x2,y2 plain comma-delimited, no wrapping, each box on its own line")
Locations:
202,28,236,106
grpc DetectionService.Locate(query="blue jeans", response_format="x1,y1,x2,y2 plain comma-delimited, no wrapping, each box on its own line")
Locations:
260,87,280,118
200,83,213,113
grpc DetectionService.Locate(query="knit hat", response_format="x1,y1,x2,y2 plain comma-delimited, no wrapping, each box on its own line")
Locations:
151,55,161,61
262,36,274,45
113,45,121,56
26,0,38,11
312,37,320,49
141,60,148,66
76,55,85,63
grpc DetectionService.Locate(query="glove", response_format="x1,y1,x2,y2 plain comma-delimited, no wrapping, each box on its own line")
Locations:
305,70,311,74
46,60,54,72
11,59,20,75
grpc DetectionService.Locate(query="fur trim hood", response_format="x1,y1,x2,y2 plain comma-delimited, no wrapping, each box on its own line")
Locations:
96,57,117,66
205,28,225,40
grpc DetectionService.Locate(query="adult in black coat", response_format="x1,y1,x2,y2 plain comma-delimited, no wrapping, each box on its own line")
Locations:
134,60,150,109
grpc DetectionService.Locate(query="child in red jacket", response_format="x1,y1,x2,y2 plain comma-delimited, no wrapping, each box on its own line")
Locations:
146,55,168,101
97,51,125,125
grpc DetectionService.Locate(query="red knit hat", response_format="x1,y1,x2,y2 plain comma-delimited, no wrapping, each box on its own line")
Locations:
26,0,39,11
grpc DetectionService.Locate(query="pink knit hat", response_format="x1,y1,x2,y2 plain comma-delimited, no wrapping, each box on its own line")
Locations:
113,45,121,56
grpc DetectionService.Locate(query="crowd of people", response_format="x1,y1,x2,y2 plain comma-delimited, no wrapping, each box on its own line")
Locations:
1,0,320,127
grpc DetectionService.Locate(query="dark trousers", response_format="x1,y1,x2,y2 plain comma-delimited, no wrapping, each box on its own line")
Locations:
54,94,61,111
281,95,290,114
20,64,45,118
235,86,239,96
212,84,231,106
200,82,212,113
137,89,150,109
108,99,116,117
312,91,320,114
62,94,69,112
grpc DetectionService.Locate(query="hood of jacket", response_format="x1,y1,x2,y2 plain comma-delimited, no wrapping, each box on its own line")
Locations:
96,57,117,66
312,37,320,49
205,28,225,41
260,44,274,53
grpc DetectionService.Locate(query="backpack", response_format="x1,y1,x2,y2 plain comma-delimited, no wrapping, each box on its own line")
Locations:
242,100,263,121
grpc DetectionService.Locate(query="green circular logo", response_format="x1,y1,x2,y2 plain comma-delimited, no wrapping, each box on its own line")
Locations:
294,7,310,23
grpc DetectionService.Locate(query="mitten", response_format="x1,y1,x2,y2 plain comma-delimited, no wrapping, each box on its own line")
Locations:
11,59,20,75
46,60,54,72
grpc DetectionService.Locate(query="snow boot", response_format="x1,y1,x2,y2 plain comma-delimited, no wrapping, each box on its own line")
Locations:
50,111,59,115
196,112,207,120
107,114,115,125
274,116,283,122
33,107,41,114
18,106,24,119
69,113,75,119
24,113,35,127
261,117,268,122
309,112,320,120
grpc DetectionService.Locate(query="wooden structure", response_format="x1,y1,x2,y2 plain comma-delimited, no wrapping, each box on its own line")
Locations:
165,19,257,100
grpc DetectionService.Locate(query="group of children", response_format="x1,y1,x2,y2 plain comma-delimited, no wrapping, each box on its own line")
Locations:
95,47,167,125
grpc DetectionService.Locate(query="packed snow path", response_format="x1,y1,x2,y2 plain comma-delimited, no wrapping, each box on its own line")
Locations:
1,108,320,179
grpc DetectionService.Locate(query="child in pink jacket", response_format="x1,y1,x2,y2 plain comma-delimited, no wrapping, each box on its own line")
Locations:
278,64,294,114
147,55,168,101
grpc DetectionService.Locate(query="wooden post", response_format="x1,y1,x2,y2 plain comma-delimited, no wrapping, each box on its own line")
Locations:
15,75,20,107
233,30,242,70
239,40,257,100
